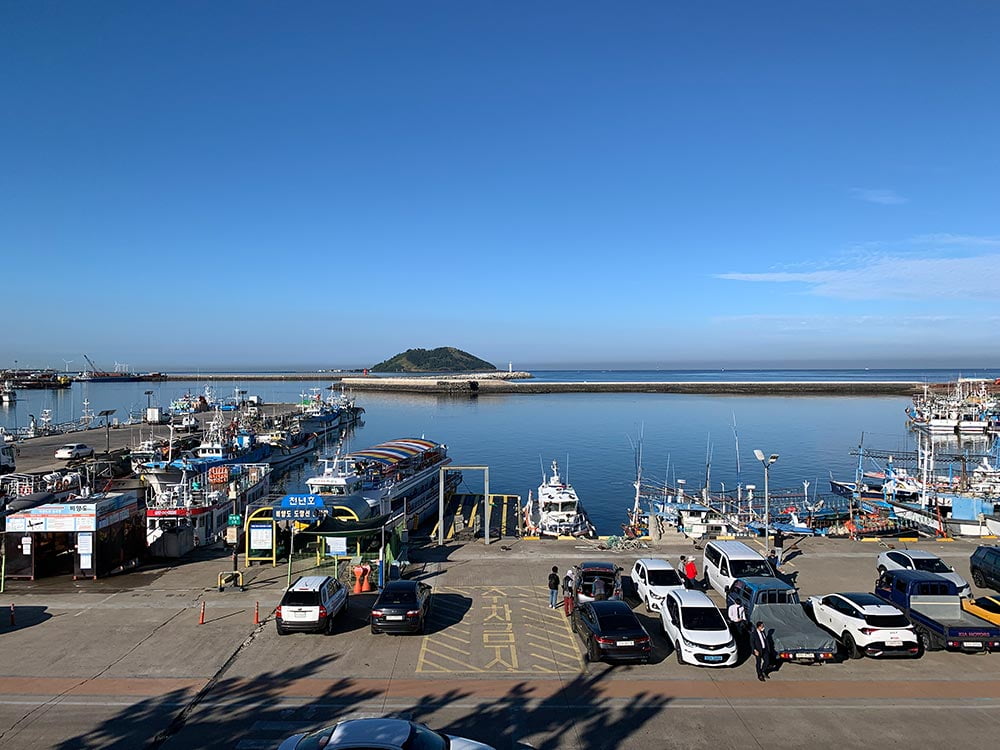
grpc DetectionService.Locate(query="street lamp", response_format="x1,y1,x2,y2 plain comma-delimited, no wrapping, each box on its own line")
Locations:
144,390,154,409
753,449,779,550
98,409,116,455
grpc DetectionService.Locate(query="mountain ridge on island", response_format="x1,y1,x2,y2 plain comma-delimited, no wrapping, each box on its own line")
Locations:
371,347,498,373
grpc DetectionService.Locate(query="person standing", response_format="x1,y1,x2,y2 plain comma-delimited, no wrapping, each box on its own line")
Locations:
684,556,698,590
752,621,770,681
766,549,779,573
547,566,560,608
728,599,747,643
773,529,785,565
592,575,607,601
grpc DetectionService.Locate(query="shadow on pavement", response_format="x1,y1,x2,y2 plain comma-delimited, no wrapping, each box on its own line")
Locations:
2,604,52,632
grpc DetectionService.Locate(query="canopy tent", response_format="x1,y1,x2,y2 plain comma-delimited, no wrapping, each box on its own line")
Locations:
348,438,440,466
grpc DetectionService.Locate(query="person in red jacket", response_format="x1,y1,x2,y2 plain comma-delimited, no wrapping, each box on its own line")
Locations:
684,556,698,589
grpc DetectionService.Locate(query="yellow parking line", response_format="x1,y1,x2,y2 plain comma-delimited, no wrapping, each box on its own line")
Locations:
419,646,484,671
435,630,471,645
530,652,558,664
427,639,472,655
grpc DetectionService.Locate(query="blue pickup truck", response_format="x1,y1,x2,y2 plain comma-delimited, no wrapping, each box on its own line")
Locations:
727,577,838,663
874,569,1000,653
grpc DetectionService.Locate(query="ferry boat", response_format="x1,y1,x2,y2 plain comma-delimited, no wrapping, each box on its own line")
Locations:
146,462,271,548
305,438,456,528
523,460,596,538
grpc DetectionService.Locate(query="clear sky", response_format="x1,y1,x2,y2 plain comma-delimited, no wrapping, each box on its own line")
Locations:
2,2,998,370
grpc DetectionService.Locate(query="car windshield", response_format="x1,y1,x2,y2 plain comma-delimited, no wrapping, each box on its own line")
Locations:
731,560,774,578
681,606,726,630
282,592,319,606
865,614,910,628
403,724,448,750
912,558,950,573
596,613,639,633
648,569,683,587
295,728,334,750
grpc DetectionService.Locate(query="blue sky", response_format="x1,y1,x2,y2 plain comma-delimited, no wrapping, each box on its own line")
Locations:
2,2,998,370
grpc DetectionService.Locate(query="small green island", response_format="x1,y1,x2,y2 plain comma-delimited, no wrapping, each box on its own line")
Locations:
371,347,497,373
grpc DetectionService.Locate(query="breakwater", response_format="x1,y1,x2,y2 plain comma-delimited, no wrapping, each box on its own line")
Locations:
338,377,923,396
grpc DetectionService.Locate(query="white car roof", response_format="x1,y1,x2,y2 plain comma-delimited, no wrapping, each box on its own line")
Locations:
289,575,330,592
836,593,902,615
670,588,717,607
706,540,763,560
634,557,675,570
898,550,940,560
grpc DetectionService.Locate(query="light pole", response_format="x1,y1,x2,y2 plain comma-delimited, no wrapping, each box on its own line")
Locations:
753,450,779,550
144,390,154,409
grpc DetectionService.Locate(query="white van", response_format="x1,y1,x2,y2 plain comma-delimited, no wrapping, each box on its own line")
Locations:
702,540,774,596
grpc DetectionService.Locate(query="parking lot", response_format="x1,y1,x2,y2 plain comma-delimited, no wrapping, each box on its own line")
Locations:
2,535,1000,749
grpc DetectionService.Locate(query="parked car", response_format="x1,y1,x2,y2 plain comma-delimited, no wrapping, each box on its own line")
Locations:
703,540,775,596
876,549,972,597
631,558,686,612
970,545,1000,593
275,575,348,635
570,599,651,663
571,561,623,608
962,596,1000,626
727,577,837,663
278,718,495,750
54,443,94,460
874,568,1000,652
660,588,737,667
370,580,432,634
807,592,920,659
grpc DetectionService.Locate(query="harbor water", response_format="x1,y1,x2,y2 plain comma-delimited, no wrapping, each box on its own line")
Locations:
8,374,997,533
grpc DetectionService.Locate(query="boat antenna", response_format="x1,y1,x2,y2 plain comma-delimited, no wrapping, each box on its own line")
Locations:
565,453,570,484
732,412,742,487
539,456,545,483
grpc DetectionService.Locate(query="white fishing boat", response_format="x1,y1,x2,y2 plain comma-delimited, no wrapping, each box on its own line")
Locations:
146,462,271,548
523,460,596,538
0,381,16,404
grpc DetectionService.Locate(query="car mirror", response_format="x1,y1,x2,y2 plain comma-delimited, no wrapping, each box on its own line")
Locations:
950,566,955,572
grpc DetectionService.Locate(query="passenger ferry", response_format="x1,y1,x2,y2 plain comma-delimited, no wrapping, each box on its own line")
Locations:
305,438,456,528
146,462,271,548
523,460,596,538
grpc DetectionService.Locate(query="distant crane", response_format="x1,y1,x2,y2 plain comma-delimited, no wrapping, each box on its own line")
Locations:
83,354,111,377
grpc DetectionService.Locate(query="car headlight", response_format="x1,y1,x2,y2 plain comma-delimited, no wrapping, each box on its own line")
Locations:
724,639,735,649
681,637,699,649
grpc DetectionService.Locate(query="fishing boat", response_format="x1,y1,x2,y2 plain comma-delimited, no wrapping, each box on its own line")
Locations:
305,438,456,528
258,428,319,472
146,462,271,549
523,460,596,538
139,413,271,490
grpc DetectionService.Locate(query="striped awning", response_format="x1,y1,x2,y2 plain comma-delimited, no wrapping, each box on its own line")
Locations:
348,438,440,465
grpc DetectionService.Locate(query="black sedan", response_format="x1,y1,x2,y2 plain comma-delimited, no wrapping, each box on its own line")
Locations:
571,600,651,663
370,580,432,634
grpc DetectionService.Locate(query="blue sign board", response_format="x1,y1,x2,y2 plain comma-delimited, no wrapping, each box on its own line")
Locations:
274,507,319,522
279,494,322,508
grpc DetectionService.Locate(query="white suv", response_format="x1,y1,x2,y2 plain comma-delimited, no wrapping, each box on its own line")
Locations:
876,549,971,597
630,558,686,612
660,589,737,667
276,575,349,635
808,592,920,659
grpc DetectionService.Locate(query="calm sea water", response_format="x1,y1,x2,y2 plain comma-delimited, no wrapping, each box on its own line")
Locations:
6,374,997,532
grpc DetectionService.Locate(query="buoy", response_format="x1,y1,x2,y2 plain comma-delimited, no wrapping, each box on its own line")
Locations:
198,601,206,625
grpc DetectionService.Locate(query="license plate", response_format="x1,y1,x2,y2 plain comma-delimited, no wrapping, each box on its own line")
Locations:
888,638,902,645
386,615,404,621
965,641,982,648
795,653,814,660
291,611,309,620
704,655,724,662
617,640,634,647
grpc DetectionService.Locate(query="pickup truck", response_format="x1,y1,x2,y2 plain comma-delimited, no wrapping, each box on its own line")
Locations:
727,577,838,663
874,568,1000,653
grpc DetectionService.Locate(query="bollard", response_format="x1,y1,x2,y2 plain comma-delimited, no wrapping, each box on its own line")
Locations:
254,601,260,625
361,564,372,592
198,601,206,625
9,603,14,627
353,565,364,595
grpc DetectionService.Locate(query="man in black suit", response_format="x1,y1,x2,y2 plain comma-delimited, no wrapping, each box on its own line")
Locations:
752,621,770,681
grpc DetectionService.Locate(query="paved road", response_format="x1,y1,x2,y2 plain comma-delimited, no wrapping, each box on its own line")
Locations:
1,536,998,749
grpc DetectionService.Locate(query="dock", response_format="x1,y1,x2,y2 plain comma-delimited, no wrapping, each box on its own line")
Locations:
0,533,995,750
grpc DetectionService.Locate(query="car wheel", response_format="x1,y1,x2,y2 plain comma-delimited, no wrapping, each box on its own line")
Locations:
916,626,935,652
276,623,287,636
324,616,335,636
877,565,886,576
973,570,986,588
587,637,601,663
675,642,685,665
843,632,862,660
370,623,379,635
417,616,425,635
